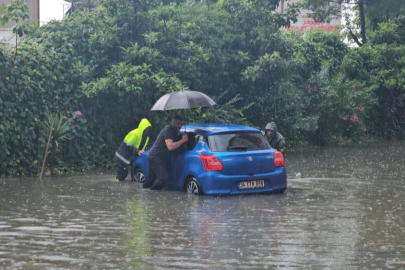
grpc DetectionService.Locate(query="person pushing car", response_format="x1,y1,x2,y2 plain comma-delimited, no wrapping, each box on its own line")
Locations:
264,122,285,153
143,115,188,190
113,118,151,182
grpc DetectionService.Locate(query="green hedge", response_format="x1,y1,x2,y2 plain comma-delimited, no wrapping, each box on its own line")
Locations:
1,1,404,176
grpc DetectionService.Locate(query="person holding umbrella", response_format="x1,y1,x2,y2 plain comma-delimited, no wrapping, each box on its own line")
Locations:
142,115,188,190
144,89,216,190
114,118,152,182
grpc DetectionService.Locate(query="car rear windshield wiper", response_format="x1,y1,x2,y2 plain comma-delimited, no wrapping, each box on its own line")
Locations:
227,146,248,151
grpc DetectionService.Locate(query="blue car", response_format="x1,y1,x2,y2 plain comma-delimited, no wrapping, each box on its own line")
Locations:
132,123,287,195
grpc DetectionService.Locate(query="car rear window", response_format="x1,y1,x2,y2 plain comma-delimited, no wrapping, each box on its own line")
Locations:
208,132,271,152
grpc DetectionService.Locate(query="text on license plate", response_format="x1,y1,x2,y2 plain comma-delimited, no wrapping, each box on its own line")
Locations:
238,180,265,190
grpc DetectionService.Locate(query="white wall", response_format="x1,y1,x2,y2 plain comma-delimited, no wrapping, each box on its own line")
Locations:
40,0,70,26
0,29,15,46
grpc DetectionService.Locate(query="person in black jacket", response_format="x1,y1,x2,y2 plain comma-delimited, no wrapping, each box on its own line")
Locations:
142,115,189,190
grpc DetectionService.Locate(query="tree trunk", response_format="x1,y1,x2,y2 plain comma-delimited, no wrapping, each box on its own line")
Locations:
358,0,367,44
349,29,363,47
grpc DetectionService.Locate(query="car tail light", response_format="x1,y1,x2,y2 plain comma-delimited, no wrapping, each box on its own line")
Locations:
199,155,223,171
274,151,285,167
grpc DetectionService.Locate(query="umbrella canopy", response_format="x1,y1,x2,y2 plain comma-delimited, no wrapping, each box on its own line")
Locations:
151,90,216,111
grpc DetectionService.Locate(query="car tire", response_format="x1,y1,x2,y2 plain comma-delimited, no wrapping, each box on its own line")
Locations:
185,177,202,196
132,168,146,183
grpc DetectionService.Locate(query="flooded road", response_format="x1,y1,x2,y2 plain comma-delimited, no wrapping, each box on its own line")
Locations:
1,141,405,269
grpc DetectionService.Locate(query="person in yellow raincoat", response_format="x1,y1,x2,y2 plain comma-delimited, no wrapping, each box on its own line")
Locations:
113,118,151,182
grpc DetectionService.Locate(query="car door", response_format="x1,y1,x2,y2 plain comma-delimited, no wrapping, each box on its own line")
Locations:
168,133,198,191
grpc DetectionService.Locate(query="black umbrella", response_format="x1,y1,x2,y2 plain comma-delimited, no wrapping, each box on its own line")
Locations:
151,90,216,111
151,90,216,132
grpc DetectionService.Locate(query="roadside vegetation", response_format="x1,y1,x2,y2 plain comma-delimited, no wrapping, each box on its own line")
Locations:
1,0,404,176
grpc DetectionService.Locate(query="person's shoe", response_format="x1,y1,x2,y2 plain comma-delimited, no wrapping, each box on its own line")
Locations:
115,178,120,182
142,182,153,189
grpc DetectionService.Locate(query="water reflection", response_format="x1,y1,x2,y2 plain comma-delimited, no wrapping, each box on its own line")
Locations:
0,141,404,269
125,198,153,269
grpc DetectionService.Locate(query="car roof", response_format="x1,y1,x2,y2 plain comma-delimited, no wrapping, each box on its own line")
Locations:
181,123,261,136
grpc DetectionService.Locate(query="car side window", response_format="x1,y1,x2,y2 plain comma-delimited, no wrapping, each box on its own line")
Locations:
186,133,197,151
203,136,209,148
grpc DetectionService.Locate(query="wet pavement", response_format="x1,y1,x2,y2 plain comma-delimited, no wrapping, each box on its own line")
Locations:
1,141,405,269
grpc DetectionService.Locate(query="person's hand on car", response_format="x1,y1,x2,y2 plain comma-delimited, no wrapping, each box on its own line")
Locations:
182,133,189,143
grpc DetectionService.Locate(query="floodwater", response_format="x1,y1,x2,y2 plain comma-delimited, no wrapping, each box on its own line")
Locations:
1,141,405,269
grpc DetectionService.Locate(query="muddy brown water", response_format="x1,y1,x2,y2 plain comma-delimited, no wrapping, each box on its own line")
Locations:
1,141,405,269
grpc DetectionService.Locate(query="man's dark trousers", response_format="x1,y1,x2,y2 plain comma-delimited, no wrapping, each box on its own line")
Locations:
116,166,129,181
142,157,169,190
116,152,138,181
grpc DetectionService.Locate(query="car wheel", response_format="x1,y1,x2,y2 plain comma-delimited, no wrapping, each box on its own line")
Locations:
133,168,146,183
186,177,202,196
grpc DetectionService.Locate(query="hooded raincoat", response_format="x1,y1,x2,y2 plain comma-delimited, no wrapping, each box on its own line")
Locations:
113,118,151,168
265,122,285,153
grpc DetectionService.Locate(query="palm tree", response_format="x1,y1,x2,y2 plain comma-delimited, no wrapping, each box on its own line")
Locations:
41,113,72,174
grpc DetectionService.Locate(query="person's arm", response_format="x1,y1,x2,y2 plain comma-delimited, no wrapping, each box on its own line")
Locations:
137,137,146,155
165,134,188,151
278,136,286,153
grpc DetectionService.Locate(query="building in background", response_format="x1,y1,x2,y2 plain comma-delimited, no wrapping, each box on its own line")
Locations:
0,0,40,45
0,0,69,46
40,0,70,26
278,0,341,32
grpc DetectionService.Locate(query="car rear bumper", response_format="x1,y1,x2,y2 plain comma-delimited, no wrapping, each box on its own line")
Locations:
197,167,287,195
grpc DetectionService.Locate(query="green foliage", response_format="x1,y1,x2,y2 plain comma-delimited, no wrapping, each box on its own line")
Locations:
370,18,405,45
1,0,405,176
187,93,253,125
0,0,36,53
341,18,405,138
300,0,343,23
41,113,72,170
239,29,372,145
65,0,99,16
42,114,72,148
301,0,405,46
363,0,405,31
0,0,29,33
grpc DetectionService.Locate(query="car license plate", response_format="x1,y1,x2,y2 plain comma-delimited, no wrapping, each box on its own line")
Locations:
238,180,265,190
